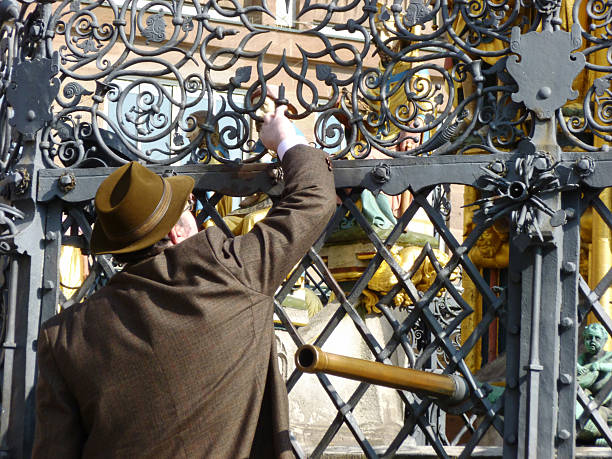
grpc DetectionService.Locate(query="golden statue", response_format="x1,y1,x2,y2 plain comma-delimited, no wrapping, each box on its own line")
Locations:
468,222,510,269
362,246,458,314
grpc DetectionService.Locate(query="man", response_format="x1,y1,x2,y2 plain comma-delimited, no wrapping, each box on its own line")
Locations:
33,105,336,458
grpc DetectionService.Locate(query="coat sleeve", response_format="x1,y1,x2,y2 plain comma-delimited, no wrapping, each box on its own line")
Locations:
32,326,85,459
206,145,336,297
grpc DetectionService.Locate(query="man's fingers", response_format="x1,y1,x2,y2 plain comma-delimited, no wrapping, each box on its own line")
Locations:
275,104,288,117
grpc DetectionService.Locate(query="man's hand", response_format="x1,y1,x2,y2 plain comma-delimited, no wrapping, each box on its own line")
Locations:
260,104,295,153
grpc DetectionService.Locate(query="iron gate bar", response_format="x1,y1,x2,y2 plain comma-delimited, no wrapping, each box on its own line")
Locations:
577,388,612,445
556,189,581,459
284,199,455,457
199,193,236,238
503,241,522,458
282,214,350,391
336,190,506,455
25,153,612,457
526,245,543,459
579,278,612,331
0,257,18,454
457,397,505,459
318,183,501,454
276,210,408,458
36,154,612,203
40,201,62,325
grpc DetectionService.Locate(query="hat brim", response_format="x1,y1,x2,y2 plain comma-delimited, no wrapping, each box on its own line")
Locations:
90,174,195,255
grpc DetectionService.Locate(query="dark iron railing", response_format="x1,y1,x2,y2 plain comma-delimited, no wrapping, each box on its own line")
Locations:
0,0,609,457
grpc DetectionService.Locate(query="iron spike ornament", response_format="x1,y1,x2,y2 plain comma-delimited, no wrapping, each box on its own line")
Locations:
506,24,585,120
467,142,578,251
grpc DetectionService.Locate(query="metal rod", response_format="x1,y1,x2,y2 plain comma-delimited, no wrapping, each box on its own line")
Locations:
526,246,543,458
295,344,469,403
0,257,19,449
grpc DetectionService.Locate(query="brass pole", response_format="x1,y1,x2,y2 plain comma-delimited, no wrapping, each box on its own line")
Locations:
295,344,469,403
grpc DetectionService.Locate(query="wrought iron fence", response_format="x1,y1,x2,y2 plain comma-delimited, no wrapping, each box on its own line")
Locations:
0,0,609,457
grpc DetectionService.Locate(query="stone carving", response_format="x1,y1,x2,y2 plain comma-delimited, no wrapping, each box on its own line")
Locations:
576,323,612,445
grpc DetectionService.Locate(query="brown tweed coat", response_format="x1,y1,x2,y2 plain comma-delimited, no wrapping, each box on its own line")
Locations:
32,146,336,459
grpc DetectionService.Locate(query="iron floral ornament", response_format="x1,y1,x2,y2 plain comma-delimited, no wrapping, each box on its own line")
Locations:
467,147,577,250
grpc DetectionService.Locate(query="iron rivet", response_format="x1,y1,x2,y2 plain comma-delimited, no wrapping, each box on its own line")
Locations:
510,325,520,335
550,210,567,227
510,272,521,283
533,156,549,171
45,231,57,241
560,317,574,329
26,110,36,121
575,156,595,177
558,429,570,440
559,373,572,385
537,86,552,100
507,434,517,445
507,378,518,389
488,160,506,176
565,208,576,219
577,158,590,171
562,261,576,273
371,164,391,185
59,173,76,193
43,280,54,290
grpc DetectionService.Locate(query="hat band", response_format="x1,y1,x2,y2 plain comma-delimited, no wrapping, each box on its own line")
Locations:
105,178,172,244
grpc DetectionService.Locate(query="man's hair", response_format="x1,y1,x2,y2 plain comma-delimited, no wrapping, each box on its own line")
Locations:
111,206,194,265
112,237,172,265
584,323,609,340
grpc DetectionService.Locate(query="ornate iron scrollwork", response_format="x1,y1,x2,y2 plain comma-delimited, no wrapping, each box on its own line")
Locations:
0,202,24,254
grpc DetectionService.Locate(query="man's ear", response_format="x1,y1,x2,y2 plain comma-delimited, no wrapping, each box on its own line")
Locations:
168,226,180,245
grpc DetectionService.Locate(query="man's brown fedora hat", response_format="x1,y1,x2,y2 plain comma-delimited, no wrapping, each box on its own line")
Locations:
91,162,194,255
